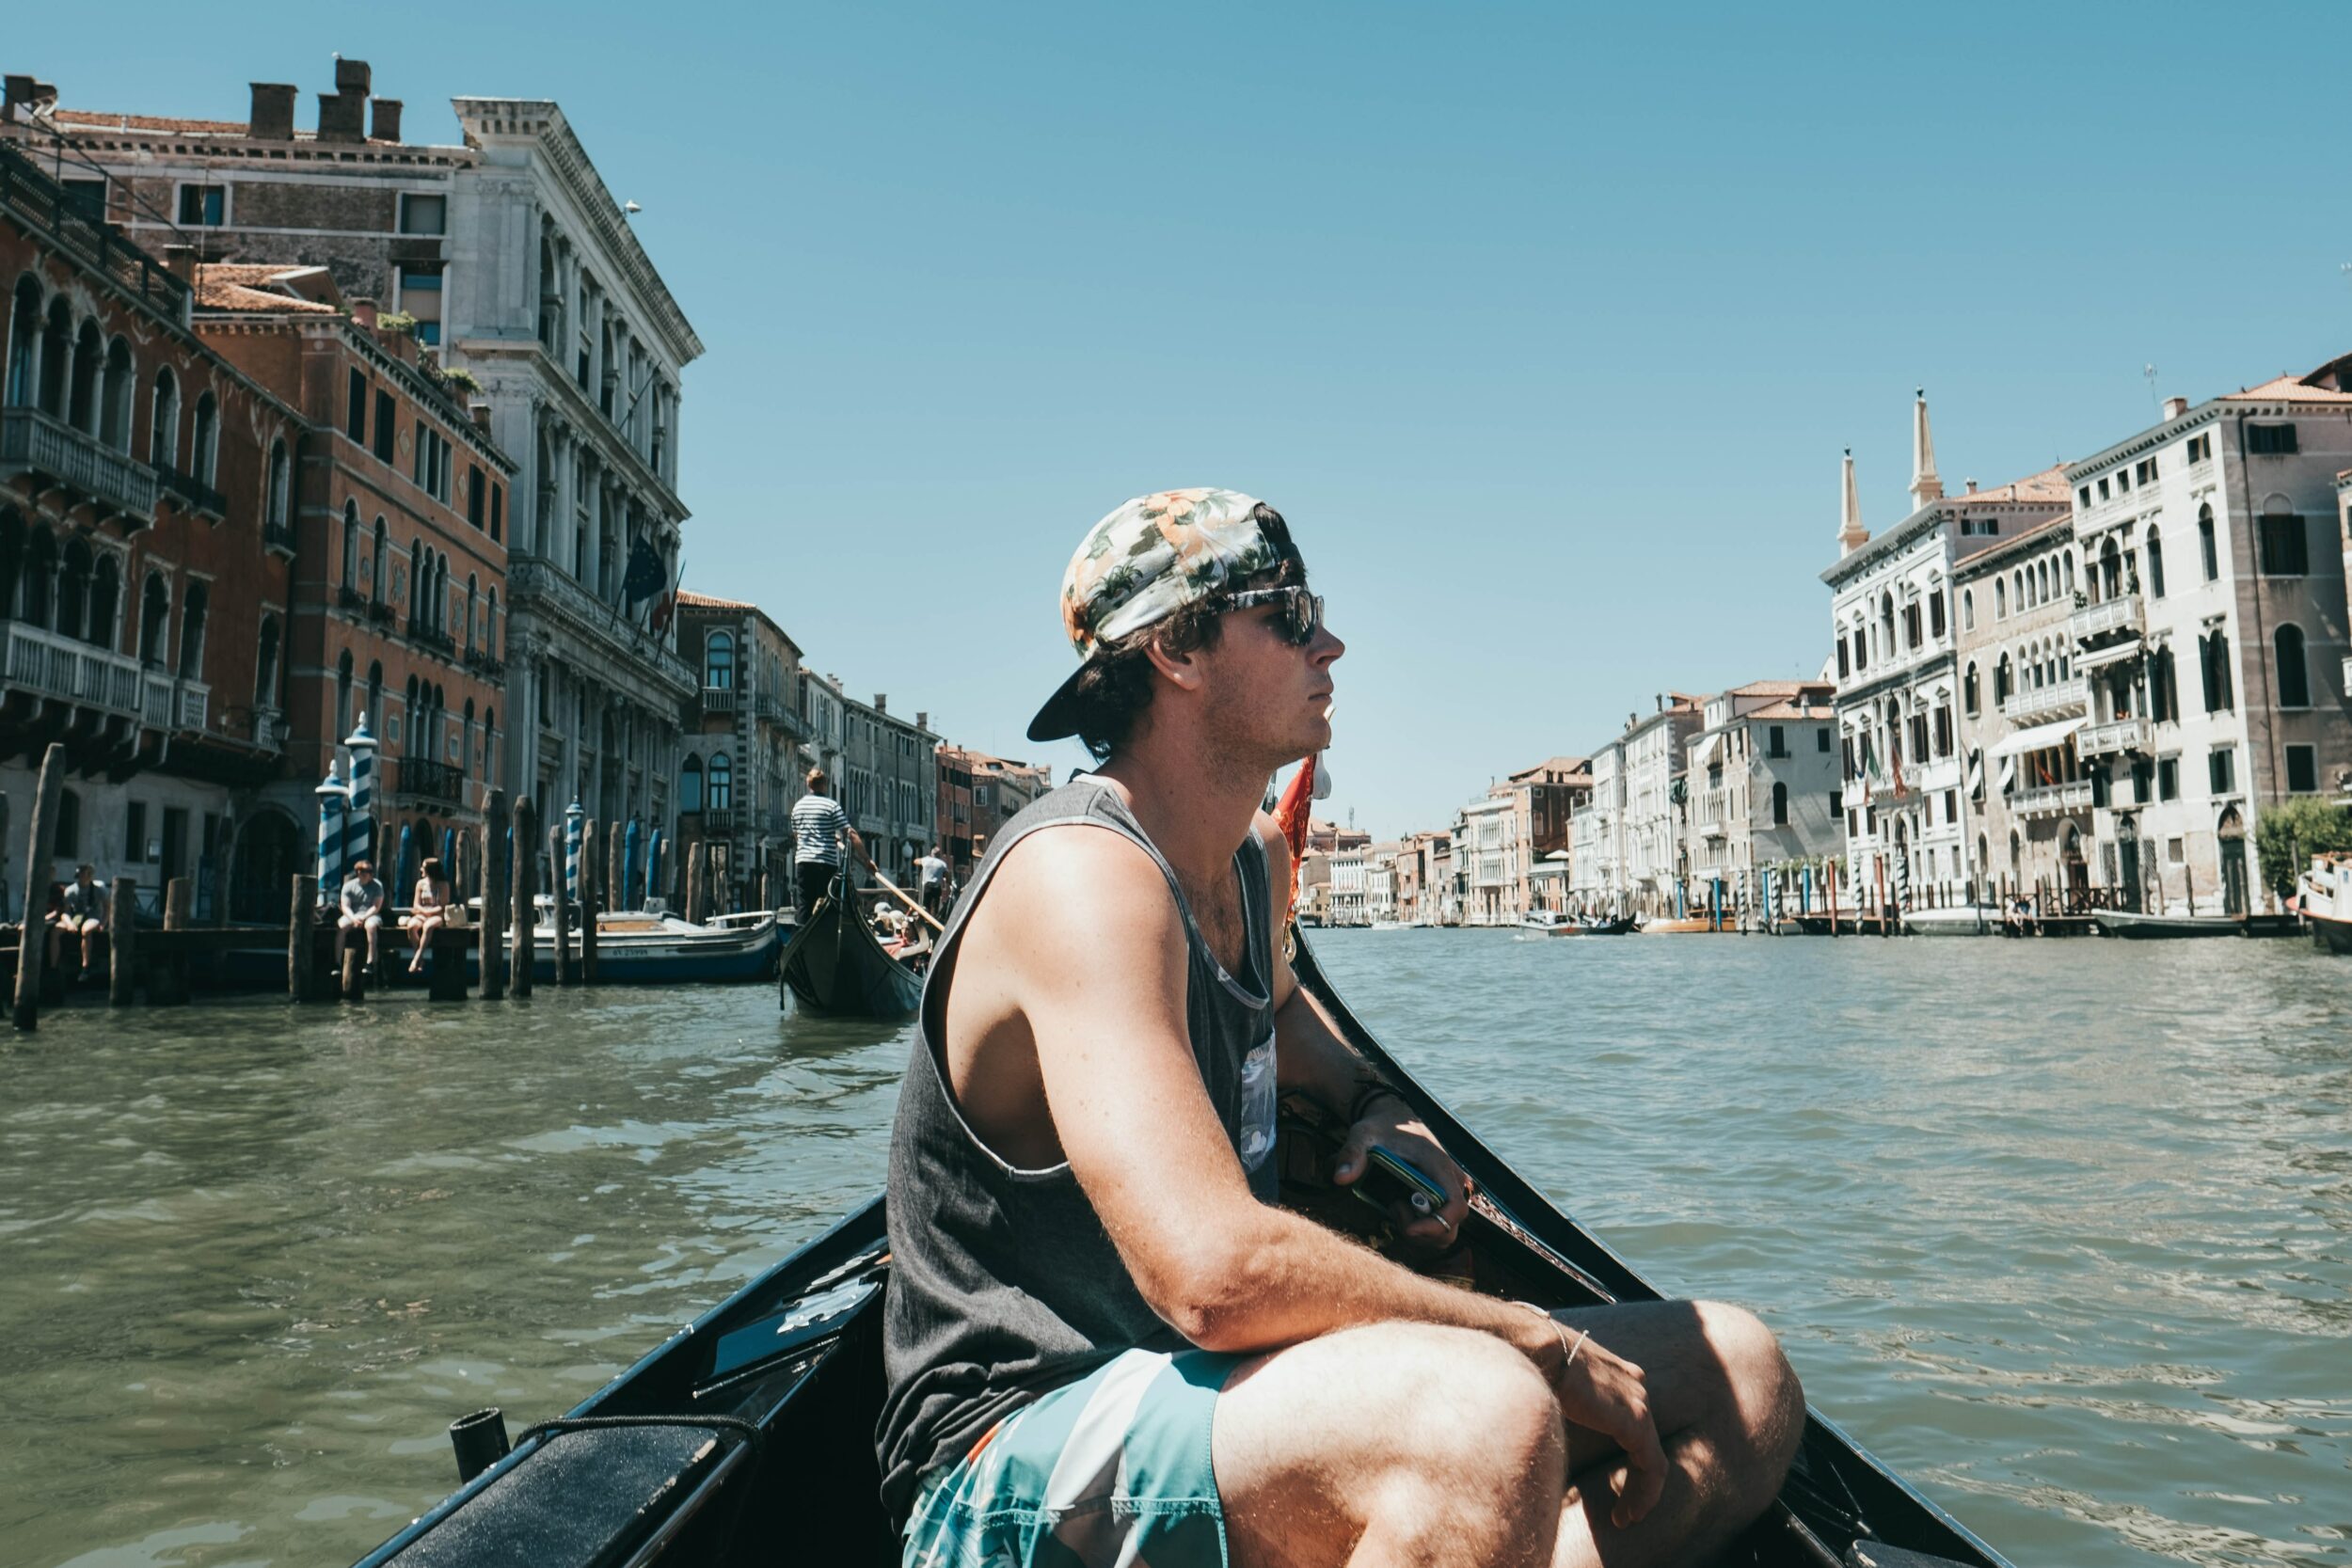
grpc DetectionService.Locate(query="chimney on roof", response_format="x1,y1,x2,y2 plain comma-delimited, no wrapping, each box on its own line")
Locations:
1909,388,1945,512
875,694,888,713
4,76,58,124
1964,478,1979,494
1838,447,1867,557
916,711,928,731
370,97,402,143
160,245,196,283
1655,693,1664,713
2163,395,2188,420
248,83,296,139
350,296,378,331
317,60,370,143
469,401,491,434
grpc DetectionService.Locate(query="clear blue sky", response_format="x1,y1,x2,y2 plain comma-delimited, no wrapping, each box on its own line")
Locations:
21,3,2352,837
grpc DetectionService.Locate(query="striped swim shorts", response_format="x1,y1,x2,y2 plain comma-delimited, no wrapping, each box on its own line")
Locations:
901,1347,1240,1568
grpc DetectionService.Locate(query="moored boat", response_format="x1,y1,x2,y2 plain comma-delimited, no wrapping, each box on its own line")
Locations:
777,883,924,1020
2091,909,2244,939
1643,915,1722,935
459,901,787,985
349,927,2013,1568
2300,853,2352,953
1900,904,2000,938
1558,913,1639,935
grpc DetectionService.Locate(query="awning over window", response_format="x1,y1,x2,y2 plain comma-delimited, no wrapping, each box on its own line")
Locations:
1989,716,2085,758
2075,639,2143,673
1690,731,1723,768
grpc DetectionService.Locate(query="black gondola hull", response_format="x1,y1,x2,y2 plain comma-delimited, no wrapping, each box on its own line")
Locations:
356,929,2014,1568
777,892,924,1020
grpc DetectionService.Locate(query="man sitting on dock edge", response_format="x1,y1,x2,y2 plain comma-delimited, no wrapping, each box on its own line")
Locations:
878,488,1805,1567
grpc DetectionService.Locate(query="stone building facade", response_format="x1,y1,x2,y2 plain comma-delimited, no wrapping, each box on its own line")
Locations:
1825,395,2070,913
4,64,704,852
935,745,1052,881
675,591,808,911
2,142,301,920
1568,738,1625,914
2062,360,2352,914
840,691,938,884
1621,693,1704,916
1682,680,1841,924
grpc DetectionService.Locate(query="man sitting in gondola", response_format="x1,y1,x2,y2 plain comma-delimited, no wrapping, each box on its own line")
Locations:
879,489,1804,1568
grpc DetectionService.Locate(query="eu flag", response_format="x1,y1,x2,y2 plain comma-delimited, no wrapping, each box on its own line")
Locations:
623,537,665,603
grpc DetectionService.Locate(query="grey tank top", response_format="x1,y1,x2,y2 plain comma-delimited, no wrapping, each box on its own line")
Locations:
875,776,1279,1514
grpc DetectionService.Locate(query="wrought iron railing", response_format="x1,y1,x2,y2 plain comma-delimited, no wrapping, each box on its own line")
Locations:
394,756,465,802
0,143,191,324
151,461,226,520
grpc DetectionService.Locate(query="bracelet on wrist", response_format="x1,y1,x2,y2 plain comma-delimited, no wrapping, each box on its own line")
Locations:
1346,1080,1407,1126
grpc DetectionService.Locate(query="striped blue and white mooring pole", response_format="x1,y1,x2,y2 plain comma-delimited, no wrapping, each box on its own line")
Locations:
564,801,585,905
315,760,348,896
342,718,378,876
624,818,643,911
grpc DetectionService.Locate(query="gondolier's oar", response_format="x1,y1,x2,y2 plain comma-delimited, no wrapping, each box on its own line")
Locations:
865,864,947,935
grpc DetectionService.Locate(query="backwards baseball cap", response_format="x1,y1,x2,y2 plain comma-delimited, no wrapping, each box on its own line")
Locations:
1026,487,1296,743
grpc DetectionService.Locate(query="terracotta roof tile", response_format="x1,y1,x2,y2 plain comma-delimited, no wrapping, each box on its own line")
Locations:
1744,699,1836,721
191,263,339,314
52,107,399,144
676,590,756,610
2219,373,2352,404
1726,679,1804,697
1951,464,2072,506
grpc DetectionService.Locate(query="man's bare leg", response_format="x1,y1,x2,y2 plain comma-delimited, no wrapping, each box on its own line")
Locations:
1213,1302,1803,1568
1546,1301,1805,1568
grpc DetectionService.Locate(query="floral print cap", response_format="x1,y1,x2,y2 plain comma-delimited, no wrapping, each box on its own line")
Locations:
1058,488,1285,656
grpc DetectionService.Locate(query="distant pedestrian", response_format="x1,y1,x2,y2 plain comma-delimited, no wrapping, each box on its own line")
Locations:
53,863,106,979
404,856,452,974
339,860,386,968
791,769,871,923
914,842,951,920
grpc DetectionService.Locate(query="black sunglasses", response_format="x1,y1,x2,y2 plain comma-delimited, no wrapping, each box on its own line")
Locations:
1223,586,1324,646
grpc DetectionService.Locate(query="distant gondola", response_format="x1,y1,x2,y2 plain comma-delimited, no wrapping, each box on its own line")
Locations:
354,927,2014,1568
777,877,924,1020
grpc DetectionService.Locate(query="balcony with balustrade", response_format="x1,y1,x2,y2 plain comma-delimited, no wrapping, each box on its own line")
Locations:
2001,675,2088,725
0,406,157,530
2011,779,2093,817
5,619,143,720
2071,591,2144,645
507,559,694,699
2076,715,2152,759
392,756,465,804
701,684,738,716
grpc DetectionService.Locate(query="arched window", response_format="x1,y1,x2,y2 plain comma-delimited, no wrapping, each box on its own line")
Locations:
705,629,736,689
405,673,421,752
372,517,389,603
2098,538,2122,600
408,540,424,626
1963,662,1979,716
483,706,497,778
149,366,179,468
56,537,90,641
255,614,281,709
485,589,498,659
177,579,208,679
2199,504,2217,581
265,437,290,532
342,500,361,588
100,337,134,451
465,573,478,655
191,391,218,485
19,527,56,628
68,317,101,433
2036,561,2050,605
336,649,355,737
38,298,71,416
679,752,705,813
2062,554,2075,595
2146,527,2166,599
461,698,476,779
1994,653,2012,705
2276,624,2312,708
1994,578,2006,618
1962,588,1975,630
707,750,734,810
5,277,39,406
367,659,385,735
1772,781,1788,826
137,571,168,664
87,552,119,649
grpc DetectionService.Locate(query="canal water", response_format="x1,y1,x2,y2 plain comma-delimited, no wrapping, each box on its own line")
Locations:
1,932,2346,1567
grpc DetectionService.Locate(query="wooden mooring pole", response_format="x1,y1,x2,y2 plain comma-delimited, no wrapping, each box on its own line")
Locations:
151,877,193,1005
580,816,602,984
288,874,317,1001
479,790,508,1002
684,841,708,927
548,826,575,988
606,819,624,914
110,877,139,1006
11,743,66,1031
511,798,537,997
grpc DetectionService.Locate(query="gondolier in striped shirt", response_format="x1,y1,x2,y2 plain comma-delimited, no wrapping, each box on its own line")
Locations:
879,489,1804,1568
790,768,869,923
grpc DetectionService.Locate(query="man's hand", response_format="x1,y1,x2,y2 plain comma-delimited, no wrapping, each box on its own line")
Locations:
1546,1325,1667,1528
1329,1093,1470,1253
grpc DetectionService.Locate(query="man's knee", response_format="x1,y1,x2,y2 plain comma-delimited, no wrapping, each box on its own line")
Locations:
1692,1301,1804,1475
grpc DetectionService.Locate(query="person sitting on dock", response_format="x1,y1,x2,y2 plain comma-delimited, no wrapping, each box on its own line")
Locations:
880,489,1804,1568
789,768,872,923
50,864,105,980
403,857,452,974
338,861,386,971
